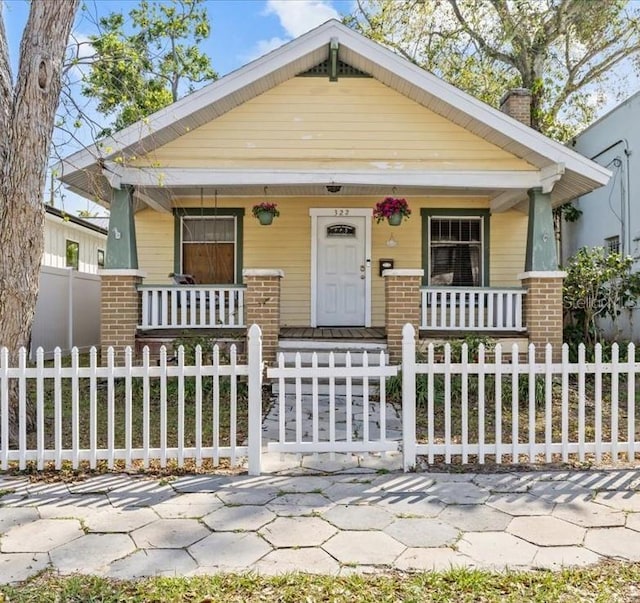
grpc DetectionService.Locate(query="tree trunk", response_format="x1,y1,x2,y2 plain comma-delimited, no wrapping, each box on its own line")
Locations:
0,1,79,441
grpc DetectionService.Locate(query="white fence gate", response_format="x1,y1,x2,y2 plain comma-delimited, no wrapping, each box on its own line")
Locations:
266,351,399,454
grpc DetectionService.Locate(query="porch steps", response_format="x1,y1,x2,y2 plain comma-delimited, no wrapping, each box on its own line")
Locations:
272,339,390,396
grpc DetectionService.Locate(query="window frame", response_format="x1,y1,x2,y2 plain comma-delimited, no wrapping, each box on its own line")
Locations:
65,239,80,270
605,235,620,255
421,208,490,287
173,208,244,284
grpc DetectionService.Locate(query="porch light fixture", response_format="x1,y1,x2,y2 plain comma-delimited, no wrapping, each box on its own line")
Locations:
326,185,341,193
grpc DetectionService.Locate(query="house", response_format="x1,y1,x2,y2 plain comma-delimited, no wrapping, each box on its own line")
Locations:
30,205,107,358
56,20,610,364
562,91,639,341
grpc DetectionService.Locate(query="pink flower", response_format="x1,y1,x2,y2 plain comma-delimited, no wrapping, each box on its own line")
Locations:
373,197,411,223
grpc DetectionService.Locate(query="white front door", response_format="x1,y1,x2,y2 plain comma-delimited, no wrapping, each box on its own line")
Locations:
316,215,366,326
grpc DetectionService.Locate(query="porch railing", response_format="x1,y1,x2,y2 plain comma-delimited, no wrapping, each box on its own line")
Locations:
138,285,246,329
420,287,526,332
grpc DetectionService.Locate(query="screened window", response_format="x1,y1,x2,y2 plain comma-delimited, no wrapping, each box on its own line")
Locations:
181,217,236,284
429,217,482,286
605,235,620,255
65,240,79,270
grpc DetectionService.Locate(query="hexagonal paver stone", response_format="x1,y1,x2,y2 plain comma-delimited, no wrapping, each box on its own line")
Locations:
486,493,554,516
532,546,601,570
323,504,393,530
84,508,159,533
171,475,235,493
50,533,135,575
373,475,436,494
395,548,476,572
472,473,538,493
594,491,640,512
322,482,383,505
189,532,272,569
384,518,458,548
108,481,176,508
68,474,135,494
626,513,640,532
0,553,50,583
457,532,539,568
152,493,224,519
260,516,337,548
267,493,333,516
105,549,198,579
374,494,445,518
552,502,625,528
507,516,586,546
528,480,593,504
1,519,83,553
131,519,210,548
216,488,280,506
269,476,334,494
32,494,112,519
439,505,512,532
323,531,405,565
253,547,340,575
424,483,490,505
301,454,360,474
0,507,40,533
203,505,275,532
584,527,640,561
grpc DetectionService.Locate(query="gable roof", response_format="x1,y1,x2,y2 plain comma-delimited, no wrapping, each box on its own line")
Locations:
57,19,610,207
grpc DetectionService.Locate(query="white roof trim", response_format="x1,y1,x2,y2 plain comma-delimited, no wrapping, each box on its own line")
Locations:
57,19,610,193
113,166,548,190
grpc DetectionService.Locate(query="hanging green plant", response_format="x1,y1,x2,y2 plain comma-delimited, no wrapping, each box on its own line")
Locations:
252,202,280,225
373,197,411,226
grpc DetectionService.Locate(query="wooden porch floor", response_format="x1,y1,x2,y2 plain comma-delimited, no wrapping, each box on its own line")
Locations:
279,327,386,341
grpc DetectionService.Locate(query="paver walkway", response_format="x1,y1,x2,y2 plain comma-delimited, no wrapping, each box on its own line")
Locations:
2,457,640,583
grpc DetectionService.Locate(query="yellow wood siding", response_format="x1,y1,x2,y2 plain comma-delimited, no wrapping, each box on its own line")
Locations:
136,197,527,326
132,78,536,172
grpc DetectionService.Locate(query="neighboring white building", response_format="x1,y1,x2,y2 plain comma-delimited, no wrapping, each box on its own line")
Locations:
562,91,639,341
31,206,108,358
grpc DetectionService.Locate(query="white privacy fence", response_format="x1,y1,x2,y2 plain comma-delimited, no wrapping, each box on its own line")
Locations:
0,325,263,475
31,267,101,360
2,323,640,475
139,285,246,329
420,287,526,332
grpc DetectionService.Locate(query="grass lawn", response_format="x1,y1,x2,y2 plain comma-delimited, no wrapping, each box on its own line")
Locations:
2,564,640,602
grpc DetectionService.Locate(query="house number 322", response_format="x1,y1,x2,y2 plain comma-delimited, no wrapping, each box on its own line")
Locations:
334,209,349,216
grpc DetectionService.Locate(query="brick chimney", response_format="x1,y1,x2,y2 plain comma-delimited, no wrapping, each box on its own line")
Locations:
499,88,532,127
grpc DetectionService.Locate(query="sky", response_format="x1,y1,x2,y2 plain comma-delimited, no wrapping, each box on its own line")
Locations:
1,0,354,215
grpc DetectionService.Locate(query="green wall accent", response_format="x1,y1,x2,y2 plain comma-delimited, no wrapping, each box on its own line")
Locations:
105,186,138,269
524,188,557,271
173,208,245,283
420,208,490,287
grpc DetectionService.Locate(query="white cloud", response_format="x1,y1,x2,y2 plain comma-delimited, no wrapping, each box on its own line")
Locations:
265,0,340,37
243,36,290,62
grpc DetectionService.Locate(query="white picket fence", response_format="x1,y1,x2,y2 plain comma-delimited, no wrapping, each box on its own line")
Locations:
0,325,263,475
402,324,639,470
1,323,640,474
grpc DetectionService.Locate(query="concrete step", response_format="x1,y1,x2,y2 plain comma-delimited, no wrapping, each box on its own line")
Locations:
275,350,390,366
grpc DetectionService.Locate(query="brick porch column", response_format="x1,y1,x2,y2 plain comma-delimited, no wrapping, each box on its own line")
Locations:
243,269,283,365
383,269,424,363
519,271,566,361
100,269,145,364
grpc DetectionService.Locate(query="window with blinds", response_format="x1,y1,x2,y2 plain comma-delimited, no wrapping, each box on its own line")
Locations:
181,217,236,284
429,217,482,286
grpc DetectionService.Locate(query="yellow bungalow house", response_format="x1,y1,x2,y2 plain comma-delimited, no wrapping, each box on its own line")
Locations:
57,20,610,363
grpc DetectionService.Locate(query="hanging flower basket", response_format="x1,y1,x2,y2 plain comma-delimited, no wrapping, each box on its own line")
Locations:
373,197,411,226
252,202,280,225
